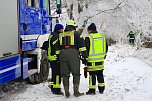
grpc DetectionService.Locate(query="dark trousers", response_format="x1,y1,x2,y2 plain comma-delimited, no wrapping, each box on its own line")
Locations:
129,39,135,44
88,70,105,92
50,61,61,92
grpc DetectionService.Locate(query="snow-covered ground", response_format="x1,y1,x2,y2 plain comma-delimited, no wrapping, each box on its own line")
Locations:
1,44,152,101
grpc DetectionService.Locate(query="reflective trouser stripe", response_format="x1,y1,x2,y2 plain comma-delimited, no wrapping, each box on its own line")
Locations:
98,83,105,87
88,65,104,71
53,75,60,88
79,47,87,52
89,75,96,89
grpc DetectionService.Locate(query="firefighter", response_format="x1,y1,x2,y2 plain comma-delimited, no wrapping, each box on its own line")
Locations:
48,23,64,95
127,31,135,45
84,23,108,95
59,20,87,98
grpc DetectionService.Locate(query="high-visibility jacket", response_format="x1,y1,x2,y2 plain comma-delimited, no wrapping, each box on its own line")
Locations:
88,32,107,62
48,32,60,62
86,32,107,71
59,30,86,52
59,30,75,46
128,32,135,39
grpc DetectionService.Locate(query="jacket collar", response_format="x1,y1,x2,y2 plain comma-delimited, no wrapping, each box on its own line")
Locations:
89,31,98,34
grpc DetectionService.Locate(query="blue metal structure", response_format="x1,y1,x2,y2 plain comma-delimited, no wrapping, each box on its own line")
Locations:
19,0,51,51
0,55,21,84
0,0,61,85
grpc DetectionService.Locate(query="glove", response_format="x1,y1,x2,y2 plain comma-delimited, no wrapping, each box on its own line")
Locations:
48,55,57,62
83,67,88,78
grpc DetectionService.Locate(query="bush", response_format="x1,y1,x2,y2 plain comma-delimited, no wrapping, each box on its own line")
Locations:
107,38,116,46
143,41,152,48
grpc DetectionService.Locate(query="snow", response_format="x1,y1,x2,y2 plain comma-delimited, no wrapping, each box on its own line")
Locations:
2,1,152,100
2,44,152,101
1,0,152,101
62,0,152,43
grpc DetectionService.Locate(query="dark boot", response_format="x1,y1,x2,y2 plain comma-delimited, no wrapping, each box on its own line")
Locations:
52,89,64,95
64,86,70,98
73,84,84,97
99,91,104,94
57,91,64,95
86,89,96,95
98,86,105,94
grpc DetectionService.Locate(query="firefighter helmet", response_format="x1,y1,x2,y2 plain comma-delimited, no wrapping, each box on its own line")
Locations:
66,20,78,27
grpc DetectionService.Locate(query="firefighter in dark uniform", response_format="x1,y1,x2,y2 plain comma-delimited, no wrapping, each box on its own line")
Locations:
84,23,108,95
59,20,87,98
48,23,64,95
127,31,135,45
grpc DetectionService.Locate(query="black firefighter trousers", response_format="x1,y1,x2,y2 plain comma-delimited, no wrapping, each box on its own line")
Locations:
50,61,62,93
88,70,105,92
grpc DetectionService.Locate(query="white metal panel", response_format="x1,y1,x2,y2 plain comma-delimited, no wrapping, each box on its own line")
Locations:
0,0,19,58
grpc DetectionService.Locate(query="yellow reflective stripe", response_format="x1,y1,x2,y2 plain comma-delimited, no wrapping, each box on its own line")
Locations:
129,33,134,34
98,83,105,87
88,57,105,62
49,34,53,38
59,31,75,45
70,34,74,45
54,55,57,58
92,62,95,66
130,38,135,39
102,34,106,54
59,32,65,45
79,47,86,51
68,30,75,35
55,50,60,55
89,85,96,89
56,75,59,85
88,57,104,60
59,36,62,45
89,75,96,89
48,38,51,56
53,84,60,88
89,53,107,56
88,65,104,71
52,39,58,45
48,34,53,56
53,75,60,88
